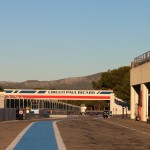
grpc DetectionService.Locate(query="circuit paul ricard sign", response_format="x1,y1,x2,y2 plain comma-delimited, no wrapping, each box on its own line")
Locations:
6,90,113,100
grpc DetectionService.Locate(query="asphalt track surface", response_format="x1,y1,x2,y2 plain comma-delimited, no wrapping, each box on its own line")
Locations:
2,116,150,150
57,116,150,150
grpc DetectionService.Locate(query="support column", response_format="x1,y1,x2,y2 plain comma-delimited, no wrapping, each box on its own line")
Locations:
30,100,32,109
13,99,15,108
38,100,40,109
110,93,114,113
141,84,148,121
27,99,28,107
0,92,5,108
4,98,7,108
19,99,20,108
23,99,24,109
9,99,11,108
131,86,135,119
130,86,139,119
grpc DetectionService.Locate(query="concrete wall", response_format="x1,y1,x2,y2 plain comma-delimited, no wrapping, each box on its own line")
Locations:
0,92,5,108
130,62,150,86
110,94,129,115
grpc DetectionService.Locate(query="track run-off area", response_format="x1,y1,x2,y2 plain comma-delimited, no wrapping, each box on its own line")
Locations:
1,116,150,150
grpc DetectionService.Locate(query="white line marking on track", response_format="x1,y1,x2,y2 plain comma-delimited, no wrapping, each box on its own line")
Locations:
53,121,67,150
93,117,103,119
105,120,150,136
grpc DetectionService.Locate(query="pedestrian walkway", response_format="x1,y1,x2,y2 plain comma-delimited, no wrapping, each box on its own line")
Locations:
13,121,58,150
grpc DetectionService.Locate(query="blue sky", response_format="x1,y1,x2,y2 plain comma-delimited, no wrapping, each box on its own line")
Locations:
0,0,150,82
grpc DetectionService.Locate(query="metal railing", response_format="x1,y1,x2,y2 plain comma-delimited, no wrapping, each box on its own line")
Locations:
131,51,150,68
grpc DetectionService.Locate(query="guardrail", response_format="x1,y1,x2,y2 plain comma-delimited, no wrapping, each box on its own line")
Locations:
131,51,150,68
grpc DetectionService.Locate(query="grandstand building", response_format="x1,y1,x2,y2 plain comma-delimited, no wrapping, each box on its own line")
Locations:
0,89,127,115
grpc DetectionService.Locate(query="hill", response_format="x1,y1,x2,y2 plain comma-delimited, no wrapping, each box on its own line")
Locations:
0,73,102,90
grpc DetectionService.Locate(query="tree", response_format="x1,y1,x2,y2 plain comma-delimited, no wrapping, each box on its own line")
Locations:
0,86,4,92
114,71,130,100
92,66,130,101
67,66,130,109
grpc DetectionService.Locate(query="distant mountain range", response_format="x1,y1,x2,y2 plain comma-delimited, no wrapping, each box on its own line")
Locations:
0,73,102,90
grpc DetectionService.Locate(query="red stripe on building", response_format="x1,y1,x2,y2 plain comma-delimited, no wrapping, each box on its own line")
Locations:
5,95,110,100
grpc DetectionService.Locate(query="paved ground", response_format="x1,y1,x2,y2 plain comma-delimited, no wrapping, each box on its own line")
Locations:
0,120,31,150
57,116,150,150
0,116,150,150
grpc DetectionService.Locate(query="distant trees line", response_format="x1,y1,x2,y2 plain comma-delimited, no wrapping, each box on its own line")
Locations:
0,86,4,92
92,66,130,100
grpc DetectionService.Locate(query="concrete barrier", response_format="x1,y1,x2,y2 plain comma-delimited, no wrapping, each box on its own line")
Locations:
0,108,16,121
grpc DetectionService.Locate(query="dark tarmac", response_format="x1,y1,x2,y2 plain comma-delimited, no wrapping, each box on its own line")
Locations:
57,116,150,150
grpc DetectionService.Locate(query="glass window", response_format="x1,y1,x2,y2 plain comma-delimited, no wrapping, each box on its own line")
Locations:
38,91,46,94
4,90,13,93
19,90,36,93
100,91,113,94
